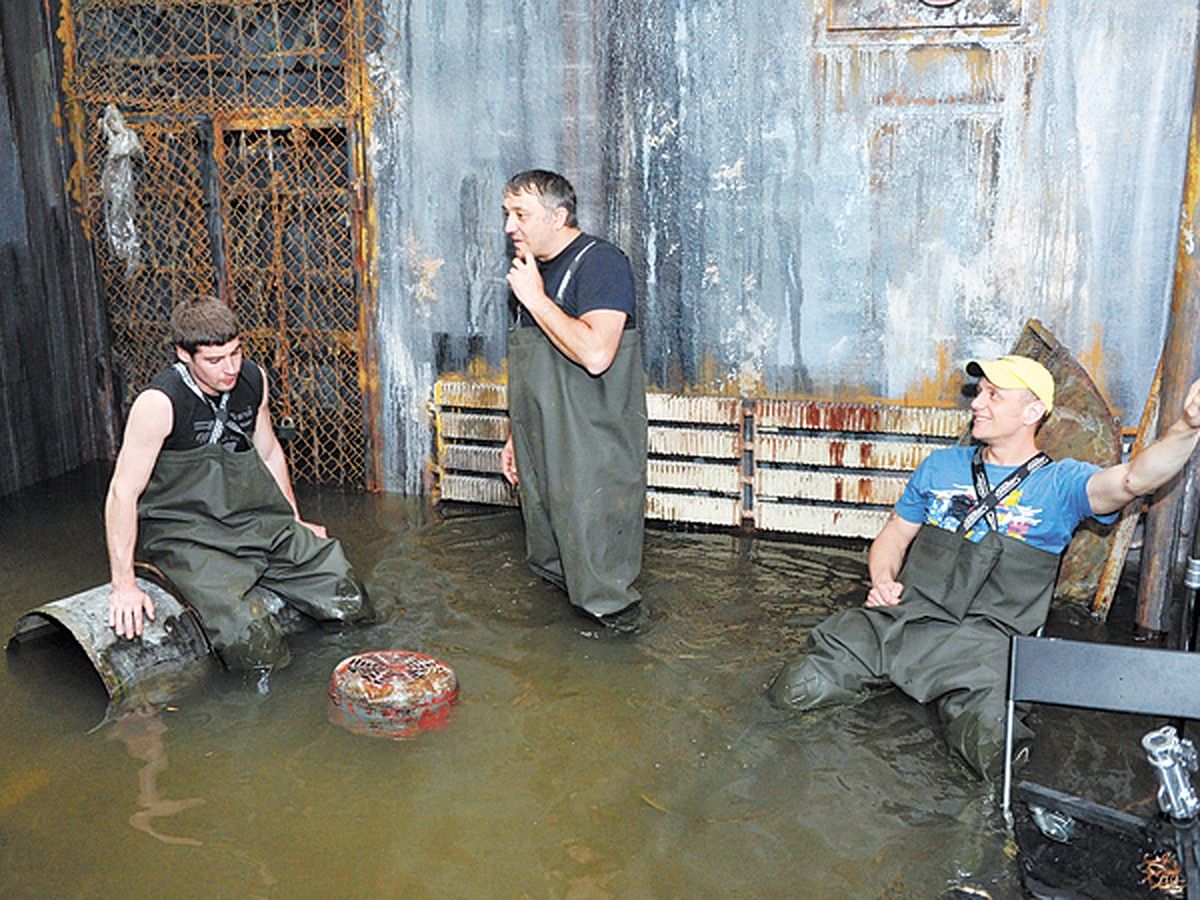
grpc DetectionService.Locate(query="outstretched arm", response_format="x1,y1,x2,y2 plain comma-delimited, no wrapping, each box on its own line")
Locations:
506,249,627,375
865,512,922,607
252,374,327,538
106,390,172,638
1087,378,1200,516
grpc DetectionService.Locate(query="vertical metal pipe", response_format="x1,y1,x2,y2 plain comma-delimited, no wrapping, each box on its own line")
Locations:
741,399,755,526
1137,19,1200,635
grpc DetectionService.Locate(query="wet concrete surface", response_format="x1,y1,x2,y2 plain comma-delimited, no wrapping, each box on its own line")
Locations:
0,464,1169,897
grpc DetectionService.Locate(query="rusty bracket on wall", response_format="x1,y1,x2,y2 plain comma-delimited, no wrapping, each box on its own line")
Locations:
741,399,756,525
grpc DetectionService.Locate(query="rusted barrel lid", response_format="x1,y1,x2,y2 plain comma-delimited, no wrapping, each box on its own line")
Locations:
328,650,459,739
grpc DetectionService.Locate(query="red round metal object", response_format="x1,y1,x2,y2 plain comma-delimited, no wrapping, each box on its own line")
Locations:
329,650,459,739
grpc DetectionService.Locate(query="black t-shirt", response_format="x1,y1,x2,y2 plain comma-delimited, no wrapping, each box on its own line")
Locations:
513,233,636,328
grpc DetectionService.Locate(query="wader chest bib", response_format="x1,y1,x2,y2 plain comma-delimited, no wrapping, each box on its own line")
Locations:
768,524,1061,777
507,325,648,617
897,523,1061,634
138,444,368,670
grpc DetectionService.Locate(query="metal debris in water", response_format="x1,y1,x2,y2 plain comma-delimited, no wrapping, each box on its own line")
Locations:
1028,803,1076,843
1141,849,1185,897
1143,725,1200,820
255,666,272,695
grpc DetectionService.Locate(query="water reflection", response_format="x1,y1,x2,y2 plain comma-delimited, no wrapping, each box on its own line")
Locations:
0,465,1161,897
106,708,205,846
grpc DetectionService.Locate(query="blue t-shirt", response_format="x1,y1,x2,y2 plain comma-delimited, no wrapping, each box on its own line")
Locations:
894,445,1116,555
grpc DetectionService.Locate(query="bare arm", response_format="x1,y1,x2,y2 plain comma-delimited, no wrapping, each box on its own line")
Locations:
106,390,173,638
252,374,327,538
506,249,627,375
1087,378,1200,516
865,512,922,607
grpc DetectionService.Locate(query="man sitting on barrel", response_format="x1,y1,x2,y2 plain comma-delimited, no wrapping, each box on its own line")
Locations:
768,355,1200,778
104,296,373,672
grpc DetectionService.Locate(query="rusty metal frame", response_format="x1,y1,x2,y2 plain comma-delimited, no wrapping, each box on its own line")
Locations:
58,0,384,488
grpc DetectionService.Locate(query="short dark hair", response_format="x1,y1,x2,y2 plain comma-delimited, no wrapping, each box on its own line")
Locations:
503,169,577,228
171,296,239,354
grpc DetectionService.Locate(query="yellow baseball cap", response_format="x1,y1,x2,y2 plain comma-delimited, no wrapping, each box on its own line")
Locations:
965,355,1055,411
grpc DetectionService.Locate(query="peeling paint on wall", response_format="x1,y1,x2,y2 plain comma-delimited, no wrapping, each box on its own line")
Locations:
366,0,1198,493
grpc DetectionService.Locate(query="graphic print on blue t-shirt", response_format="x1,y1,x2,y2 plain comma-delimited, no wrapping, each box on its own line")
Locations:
894,445,1114,555
926,481,1041,542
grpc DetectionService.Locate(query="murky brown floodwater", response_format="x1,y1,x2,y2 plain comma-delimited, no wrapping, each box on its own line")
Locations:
0,465,1168,897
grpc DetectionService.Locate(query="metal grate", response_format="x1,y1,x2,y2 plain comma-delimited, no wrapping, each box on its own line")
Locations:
64,0,383,487
69,0,373,115
431,379,971,540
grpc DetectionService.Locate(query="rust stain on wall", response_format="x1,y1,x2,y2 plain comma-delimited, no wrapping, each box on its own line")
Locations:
1075,324,1112,413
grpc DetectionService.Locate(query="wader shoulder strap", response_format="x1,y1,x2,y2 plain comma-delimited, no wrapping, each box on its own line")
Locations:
553,239,598,305
959,447,1053,535
511,239,599,328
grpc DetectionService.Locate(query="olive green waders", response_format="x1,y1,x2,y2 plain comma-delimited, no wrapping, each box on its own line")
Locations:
768,524,1061,778
138,444,371,671
507,325,648,618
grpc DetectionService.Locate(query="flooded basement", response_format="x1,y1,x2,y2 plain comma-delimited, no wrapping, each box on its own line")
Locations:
0,465,1171,897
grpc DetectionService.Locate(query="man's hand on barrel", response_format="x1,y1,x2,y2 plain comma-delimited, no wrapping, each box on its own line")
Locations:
108,582,156,639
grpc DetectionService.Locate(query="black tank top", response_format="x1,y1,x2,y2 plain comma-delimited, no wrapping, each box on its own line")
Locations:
148,359,264,452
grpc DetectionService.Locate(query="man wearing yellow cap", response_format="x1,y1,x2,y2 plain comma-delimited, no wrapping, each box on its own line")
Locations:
768,356,1200,779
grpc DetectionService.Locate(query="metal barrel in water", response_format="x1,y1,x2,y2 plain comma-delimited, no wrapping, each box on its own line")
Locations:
6,575,220,706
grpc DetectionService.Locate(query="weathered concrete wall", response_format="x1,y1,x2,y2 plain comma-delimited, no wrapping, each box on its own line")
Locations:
0,0,113,496
369,0,1198,493
370,0,621,492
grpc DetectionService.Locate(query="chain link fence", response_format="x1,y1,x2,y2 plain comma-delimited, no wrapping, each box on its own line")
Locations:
66,0,386,487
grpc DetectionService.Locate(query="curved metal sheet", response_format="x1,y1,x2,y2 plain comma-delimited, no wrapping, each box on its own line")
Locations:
7,576,219,706
1004,320,1124,607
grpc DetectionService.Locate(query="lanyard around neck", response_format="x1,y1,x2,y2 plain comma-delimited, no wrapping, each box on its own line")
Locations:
173,362,248,446
958,446,1052,535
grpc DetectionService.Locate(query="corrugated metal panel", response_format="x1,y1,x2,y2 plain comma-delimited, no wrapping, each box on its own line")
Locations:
435,381,508,410
757,434,941,471
756,502,888,539
648,425,742,460
438,411,510,442
756,400,969,438
439,474,517,506
442,444,503,474
431,379,968,538
646,492,742,527
646,394,743,425
648,460,741,493
755,469,908,506
435,386,738,419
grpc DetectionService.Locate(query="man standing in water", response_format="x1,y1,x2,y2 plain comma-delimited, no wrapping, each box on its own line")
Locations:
500,169,648,632
105,296,373,671
768,356,1200,778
